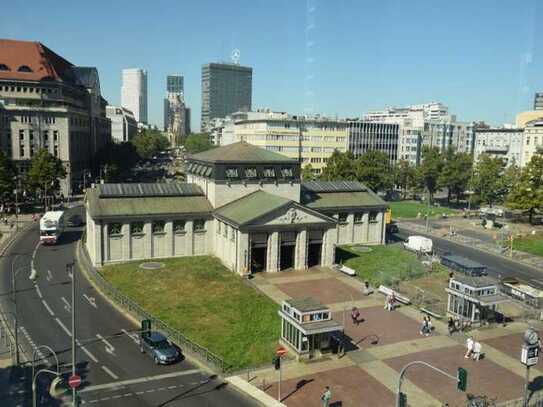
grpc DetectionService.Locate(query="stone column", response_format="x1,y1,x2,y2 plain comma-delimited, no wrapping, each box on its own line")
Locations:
237,232,249,275
295,229,308,270
185,220,194,255
347,213,355,244
94,221,103,267
321,228,336,267
103,223,109,263
121,223,130,261
144,222,152,258
362,212,370,243
165,221,174,257
380,211,387,244
267,232,279,272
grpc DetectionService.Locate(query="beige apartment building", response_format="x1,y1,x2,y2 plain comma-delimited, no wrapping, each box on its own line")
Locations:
0,39,110,195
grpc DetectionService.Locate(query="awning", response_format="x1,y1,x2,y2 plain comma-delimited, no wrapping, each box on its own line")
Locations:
446,289,510,306
279,311,343,335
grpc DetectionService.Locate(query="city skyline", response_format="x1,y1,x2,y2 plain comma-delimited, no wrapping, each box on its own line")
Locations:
1,0,542,130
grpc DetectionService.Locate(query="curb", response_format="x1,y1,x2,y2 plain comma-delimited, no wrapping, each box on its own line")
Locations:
226,376,286,407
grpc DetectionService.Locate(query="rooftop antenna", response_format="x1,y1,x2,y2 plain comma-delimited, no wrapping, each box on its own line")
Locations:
231,49,240,65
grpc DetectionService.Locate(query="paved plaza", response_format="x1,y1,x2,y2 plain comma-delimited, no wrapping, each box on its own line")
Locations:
241,267,542,406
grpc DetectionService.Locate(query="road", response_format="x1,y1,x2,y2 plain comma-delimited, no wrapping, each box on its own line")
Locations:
397,225,543,289
0,206,256,406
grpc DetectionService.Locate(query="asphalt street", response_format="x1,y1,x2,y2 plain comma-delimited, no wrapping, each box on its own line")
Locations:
397,225,543,289
0,206,256,406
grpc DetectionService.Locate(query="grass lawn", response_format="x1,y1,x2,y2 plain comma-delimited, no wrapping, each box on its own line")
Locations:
100,256,280,371
513,233,543,257
389,201,459,219
337,244,445,286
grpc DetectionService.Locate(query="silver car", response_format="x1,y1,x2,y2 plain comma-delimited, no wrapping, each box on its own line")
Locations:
140,332,180,364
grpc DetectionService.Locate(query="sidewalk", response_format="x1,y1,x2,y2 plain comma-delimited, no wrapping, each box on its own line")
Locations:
399,220,543,270
237,267,542,406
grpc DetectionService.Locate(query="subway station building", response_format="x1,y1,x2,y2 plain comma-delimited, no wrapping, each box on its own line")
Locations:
85,142,388,274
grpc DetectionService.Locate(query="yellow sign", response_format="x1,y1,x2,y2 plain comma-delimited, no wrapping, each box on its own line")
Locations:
385,209,392,224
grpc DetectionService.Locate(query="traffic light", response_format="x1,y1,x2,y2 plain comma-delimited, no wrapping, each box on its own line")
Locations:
398,392,407,407
457,367,468,391
273,356,280,370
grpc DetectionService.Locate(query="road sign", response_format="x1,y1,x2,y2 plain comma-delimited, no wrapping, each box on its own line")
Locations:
68,374,81,389
521,344,539,366
276,346,287,357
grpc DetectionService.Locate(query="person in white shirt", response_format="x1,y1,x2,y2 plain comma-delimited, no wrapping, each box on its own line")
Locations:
472,341,482,361
465,337,474,359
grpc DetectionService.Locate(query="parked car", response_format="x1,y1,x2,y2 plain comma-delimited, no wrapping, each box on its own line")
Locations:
140,331,180,364
66,214,84,227
403,236,433,254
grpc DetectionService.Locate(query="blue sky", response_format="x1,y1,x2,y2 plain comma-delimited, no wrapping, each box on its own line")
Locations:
1,0,542,129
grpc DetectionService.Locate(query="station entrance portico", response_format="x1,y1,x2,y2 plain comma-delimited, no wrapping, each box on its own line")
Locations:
250,233,268,273
280,231,297,271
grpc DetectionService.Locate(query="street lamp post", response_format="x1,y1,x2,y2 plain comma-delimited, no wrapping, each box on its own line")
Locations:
31,345,60,381
68,262,78,406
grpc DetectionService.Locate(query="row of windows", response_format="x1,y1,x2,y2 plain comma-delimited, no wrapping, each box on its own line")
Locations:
108,220,206,236
216,221,236,241
18,129,59,142
224,166,294,179
18,144,59,158
0,84,58,95
336,212,378,223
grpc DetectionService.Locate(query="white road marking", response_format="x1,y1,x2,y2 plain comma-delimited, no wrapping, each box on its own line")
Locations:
83,294,97,309
46,269,53,282
60,297,71,312
121,329,140,345
96,334,115,355
101,365,119,380
530,279,543,286
55,318,72,337
76,339,99,363
35,285,42,299
41,300,55,316
31,241,40,270
79,369,202,393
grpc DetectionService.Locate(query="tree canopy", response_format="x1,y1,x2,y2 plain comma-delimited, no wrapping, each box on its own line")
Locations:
419,146,443,200
183,133,213,154
470,154,506,207
132,129,169,159
438,148,473,202
0,149,16,202
320,150,357,181
95,142,140,182
355,150,394,192
27,149,66,193
507,152,543,223
301,164,316,181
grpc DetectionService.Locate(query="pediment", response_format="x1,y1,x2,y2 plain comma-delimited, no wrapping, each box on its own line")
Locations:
253,203,334,226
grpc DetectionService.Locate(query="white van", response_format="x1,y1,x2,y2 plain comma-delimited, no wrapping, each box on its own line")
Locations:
403,235,433,254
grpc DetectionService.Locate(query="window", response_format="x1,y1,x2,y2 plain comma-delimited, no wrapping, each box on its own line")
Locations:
130,222,144,234
194,219,206,231
369,212,378,222
19,145,25,157
338,213,348,223
53,131,58,141
53,145,58,157
354,212,364,223
152,221,165,233
19,130,24,140
0,64,10,71
225,168,238,178
109,223,122,235
29,131,34,141
263,167,275,177
17,65,33,73
173,220,185,233
245,168,257,178
280,167,293,178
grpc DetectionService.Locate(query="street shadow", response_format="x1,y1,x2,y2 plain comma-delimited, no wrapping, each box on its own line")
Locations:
156,375,222,406
334,247,359,264
355,333,380,347
57,230,82,246
528,375,543,396
330,401,343,407
281,378,314,402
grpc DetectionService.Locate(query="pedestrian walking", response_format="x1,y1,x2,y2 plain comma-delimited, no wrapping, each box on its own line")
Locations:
351,307,360,325
420,316,431,336
321,386,332,407
472,341,482,361
465,336,474,359
385,293,395,311
447,317,455,335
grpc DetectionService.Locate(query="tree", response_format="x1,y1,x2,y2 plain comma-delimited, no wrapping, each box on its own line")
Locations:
184,133,213,154
507,152,543,223
131,129,169,159
321,150,357,181
27,149,66,195
394,159,415,199
301,164,317,181
470,154,506,207
0,149,16,203
354,150,394,193
419,146,443,201
95,142,140,182
438,148,473,202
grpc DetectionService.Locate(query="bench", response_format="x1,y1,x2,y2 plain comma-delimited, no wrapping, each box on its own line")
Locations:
378,285,411,305
336,264,356,276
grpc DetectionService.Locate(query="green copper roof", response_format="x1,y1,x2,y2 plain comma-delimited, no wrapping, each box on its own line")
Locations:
214,190,292,226
302,189,387,210
86,188,213,219
190,141,297,163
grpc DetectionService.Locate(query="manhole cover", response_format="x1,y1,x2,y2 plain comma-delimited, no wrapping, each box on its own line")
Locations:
139,262,165,270
352,246,372,253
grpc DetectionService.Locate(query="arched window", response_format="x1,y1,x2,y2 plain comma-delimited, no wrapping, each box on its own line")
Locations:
17,65,33,72
0,64,10,71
